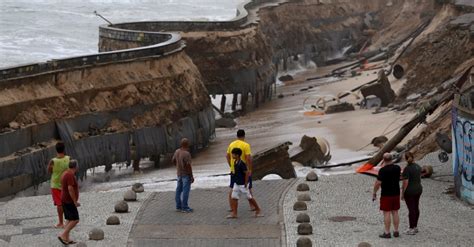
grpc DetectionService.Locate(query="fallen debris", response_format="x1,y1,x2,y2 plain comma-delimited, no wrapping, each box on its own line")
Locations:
290,135,331,167
325,102,355,114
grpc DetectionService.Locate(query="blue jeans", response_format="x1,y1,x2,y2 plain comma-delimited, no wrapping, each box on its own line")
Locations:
175,175,191,210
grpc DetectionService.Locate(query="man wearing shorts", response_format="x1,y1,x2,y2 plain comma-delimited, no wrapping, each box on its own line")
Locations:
47,141,70,228
226,129,255,211
227,148,262,219
373,153,401,238
58,160,80,245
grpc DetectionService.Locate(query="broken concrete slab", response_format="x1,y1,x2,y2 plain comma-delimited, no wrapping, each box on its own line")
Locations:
215,118,237,128
290,135,331,167
325,102,355,114
360,71,396,107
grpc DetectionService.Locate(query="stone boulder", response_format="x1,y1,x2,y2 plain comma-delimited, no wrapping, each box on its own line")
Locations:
325,102,355,114
297,223,313,235
132,183,144,193
293,201,307,211
297,237,312,247
106,216,120,225
297,183,310,191
306,171,318,181
89,228,104,240
124,190,137,202
279,74,294,82
114,201,129,213
358,242,372,247
215,118,237,128
296,213,310,223
76,243,87,247
297,194,311,202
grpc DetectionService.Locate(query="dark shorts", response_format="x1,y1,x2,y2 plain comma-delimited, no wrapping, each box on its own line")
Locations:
380,195,400,211
62,203,79,221
229,174,252,189
51,188,62,206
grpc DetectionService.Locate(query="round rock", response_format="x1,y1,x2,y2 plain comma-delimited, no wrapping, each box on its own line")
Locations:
296,213,310,223
297,223,313,235
114,201,129,213
297,183,310,191
297,237,312,247
306,171,318,181
106,215,120,225
76,243,87,247
132,183,144,193
297,194,311,202
293,201,307,211
89,228,104,240
124,190,137,201
358,242,372,247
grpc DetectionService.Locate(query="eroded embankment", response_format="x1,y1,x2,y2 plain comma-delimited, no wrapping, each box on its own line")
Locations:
0,41,215,197
100,0,425,110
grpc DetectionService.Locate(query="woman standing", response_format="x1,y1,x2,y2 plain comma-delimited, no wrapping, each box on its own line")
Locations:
401,152,423,235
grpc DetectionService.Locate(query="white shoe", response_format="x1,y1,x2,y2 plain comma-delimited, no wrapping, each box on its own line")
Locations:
405,228,416,235
413,227,419,233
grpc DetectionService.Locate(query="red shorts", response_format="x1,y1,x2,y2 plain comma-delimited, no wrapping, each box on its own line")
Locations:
380,195,400,211
51,188,62,206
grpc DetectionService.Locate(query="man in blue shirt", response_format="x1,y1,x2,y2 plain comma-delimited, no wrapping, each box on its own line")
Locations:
227,148,262,219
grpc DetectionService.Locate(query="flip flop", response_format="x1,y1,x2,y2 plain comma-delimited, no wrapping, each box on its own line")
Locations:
58,236,69,245
226,215,237,219
54,224,64,229
68,240,77,244
249,208,257,211
255,213,264,218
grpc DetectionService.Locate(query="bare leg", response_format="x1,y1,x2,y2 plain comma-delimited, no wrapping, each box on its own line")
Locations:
59,220,79,242
56,205,64,228
248,188,256,210
248,198,262,217
391,210,399,232
227,199,238,218
228,189,233,211
383,211,391,234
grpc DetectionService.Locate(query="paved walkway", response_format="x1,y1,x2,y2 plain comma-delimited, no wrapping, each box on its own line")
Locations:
284,153,474,246
127,179,296,247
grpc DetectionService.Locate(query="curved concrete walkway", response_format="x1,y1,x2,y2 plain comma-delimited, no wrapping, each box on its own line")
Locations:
127,179,296,247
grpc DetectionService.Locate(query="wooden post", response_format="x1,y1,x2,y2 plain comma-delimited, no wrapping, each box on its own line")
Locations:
241,92,249,113
231,93,238,111
220,94,226,113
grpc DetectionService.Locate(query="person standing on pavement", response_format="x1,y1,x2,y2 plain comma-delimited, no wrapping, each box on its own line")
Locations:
58,160,80,245
401,151,423,235
372,153,401,239
227,148,262,219
172,138,194,213
226,129,255,212
47,141,70,228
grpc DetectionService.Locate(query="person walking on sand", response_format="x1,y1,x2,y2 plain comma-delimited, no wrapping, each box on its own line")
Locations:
227,148,262,219
401,151,423,235
58,160,80,245
226,129,255,211
172,138,194,213
47,141,70,229
373,153,401,239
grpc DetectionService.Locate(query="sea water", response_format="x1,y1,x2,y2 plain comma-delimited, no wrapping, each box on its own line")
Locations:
0,0,242,67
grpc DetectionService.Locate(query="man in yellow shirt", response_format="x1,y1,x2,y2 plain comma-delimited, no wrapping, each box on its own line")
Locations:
47,141,70,228
226,129,255,211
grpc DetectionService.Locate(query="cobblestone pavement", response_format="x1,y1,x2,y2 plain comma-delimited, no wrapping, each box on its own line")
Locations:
0,191,150,247
128,179,296,247
284,152,474,246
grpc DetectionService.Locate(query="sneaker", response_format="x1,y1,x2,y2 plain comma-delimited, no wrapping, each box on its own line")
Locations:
393,231,400,238
379,232,391,238
413,228,419,233
405,228,416,235
176,208,182,212
181,208,193,213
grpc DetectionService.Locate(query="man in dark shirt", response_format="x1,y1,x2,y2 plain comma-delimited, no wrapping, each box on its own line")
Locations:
172,138,194,213
227,148,262,219
58,159,80,245
373,153,401,239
